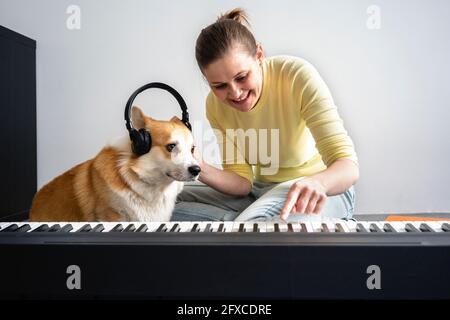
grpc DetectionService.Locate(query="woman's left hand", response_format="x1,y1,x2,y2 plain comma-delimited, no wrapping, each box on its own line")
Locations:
280,177,328,220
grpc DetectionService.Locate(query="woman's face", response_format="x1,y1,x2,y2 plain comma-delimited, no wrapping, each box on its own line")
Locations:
203,45,264,112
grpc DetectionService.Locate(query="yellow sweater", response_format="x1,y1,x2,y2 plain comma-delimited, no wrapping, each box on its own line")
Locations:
206,55,358,184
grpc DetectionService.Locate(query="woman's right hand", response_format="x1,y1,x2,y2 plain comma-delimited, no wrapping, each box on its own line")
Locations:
192,146,204,168
192,147,251,196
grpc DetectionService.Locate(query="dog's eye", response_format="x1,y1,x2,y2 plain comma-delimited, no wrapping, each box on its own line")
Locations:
191,146,195,154
166,143,176,152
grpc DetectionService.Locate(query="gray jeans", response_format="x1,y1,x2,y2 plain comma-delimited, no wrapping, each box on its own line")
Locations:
172,178,355,222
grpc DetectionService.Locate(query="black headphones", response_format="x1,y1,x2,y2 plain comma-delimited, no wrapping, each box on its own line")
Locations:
124,82,192,155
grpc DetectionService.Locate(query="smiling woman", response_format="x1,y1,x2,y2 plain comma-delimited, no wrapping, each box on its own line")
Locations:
204,48,263,112
172,8,359,222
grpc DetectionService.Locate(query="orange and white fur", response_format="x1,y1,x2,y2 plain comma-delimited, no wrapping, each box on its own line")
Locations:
29,106,200,222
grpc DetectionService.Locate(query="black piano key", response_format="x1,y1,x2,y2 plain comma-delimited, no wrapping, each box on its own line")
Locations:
321,223,330,232
170,224,180,232
419,223,435,232
17,224,31,232
1,224,19,232
217,223,224,232
238,223,245,232
48,224,61,232
274,223,280,232
124,224,136,232
356,223,368,233
59,224,73,232
369,223,382,233
335,223,345,233
383,223,397,233
253,223,259,233
32,224,49,232
77,224,92,232
405,223,420,233
300,223,307,233
204,223,212,232
441,223,450,232
111,224,123,232
190,223,199,232
287,223,293,232
156,224,168,232
92,224,104,232
136,224,148,232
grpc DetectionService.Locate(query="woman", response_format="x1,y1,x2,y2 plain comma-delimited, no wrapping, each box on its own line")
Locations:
172,8,359,222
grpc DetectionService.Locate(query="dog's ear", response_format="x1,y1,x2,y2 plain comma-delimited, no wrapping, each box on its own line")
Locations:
131,106,146,129
170,116,183,124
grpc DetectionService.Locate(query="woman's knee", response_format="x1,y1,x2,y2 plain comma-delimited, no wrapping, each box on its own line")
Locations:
235,185,355,222
320,186,355,219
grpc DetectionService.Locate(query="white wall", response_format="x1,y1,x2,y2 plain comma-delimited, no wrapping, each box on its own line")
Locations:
1,0,449,214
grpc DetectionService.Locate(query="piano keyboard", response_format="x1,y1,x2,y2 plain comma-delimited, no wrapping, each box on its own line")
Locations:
2,219,450,299
1,220,450,233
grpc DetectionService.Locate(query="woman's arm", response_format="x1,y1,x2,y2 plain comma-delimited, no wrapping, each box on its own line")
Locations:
280,158,359,219
194,149,252,197
312,158,359,196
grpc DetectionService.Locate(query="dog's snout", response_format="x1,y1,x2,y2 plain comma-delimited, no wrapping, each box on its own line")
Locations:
188,165,201,176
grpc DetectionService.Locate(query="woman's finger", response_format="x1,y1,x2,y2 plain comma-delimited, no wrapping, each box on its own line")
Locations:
305,191,320,214
313,194,327,214
294,187,312,214
280,185,301,219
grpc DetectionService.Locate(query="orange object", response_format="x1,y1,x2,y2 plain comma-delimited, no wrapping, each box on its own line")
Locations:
385,215,450,221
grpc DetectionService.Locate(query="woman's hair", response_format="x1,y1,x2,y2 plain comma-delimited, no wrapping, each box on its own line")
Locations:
195,8,257,71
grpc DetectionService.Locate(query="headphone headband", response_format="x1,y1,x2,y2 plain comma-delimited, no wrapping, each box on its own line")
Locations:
124,82,191,132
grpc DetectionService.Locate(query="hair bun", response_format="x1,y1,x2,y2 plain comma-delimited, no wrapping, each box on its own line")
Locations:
217,8,250,27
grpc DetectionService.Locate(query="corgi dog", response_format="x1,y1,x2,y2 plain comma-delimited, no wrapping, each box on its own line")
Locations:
29,106,200,222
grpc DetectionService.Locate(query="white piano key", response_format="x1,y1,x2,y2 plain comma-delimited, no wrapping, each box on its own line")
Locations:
290,222,301,232
13,222,28,229
232,222,243,232
311,221,323,232
257,222,267,233
338,221,353,233
130,223,147,232
101,222,120,232
243,222,254,232
211,222,229,232
177,222,193,232
301,222,314,233
408,221,432,232
426,221,447,232
0,222,11,231
194,222,211,232
162,222,177,232
374,222,386,232
221,221,234,232
67,222,86,232
438,221,450,232
387,221,406,232
27,222,46,232
272,223,287,232
265,222,275,232
322,221,336,232
344,220,359,232
100,222,133,232
357,221,372,232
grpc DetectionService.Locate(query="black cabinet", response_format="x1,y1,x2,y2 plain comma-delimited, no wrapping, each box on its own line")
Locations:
0,25,36,221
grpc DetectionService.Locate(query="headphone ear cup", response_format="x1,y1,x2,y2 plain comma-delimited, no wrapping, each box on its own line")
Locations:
138,128,151,154
129,128,151,155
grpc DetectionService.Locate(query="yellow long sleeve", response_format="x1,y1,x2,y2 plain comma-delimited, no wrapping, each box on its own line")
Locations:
206,55,358,183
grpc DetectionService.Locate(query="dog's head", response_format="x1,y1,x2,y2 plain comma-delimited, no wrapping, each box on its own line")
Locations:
129,106,201,182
